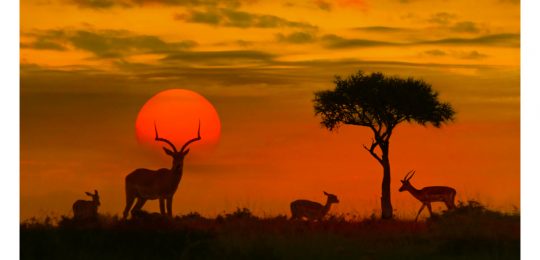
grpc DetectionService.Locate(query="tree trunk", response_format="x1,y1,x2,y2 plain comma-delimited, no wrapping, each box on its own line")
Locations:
380,145,393,219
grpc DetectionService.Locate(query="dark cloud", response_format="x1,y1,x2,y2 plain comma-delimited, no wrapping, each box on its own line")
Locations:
235,40,253,47
320,33,519,49
321,34,397,48
70,0,119,9
427,12,456,25
421,33,520,47
422,49,488,60
160,50,276,65
21,29,69,51
22,29,197,58
22,56,500,94
175,8,318,30
21,39,67,51
314,0,332,11
69,0,243,9
87,61,300,87
352,26,411,32
456,50,488,60
450,21,480,33
424,49,446,56
276,31,317,44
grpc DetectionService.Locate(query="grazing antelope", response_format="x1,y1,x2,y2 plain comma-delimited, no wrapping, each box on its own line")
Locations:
290,191,339,221
399,170,456,221
73,190,100,220
123,121,201,219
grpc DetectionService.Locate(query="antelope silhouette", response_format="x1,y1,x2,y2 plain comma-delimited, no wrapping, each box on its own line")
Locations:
290,191,339,221
399,170,456,221
73,190,100,220
123,121,201,219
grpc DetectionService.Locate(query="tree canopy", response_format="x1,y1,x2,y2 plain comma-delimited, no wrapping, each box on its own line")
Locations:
314,71,455,132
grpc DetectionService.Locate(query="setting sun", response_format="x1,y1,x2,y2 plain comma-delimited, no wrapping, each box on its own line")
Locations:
134,89,221,152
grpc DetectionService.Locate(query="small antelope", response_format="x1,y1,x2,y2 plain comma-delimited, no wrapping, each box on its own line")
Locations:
123,121,201,219
73,190,100,220
399,170,456,221
290,191,339,221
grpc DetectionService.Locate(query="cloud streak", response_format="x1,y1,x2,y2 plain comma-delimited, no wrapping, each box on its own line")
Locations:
175,8,318,30
321,33,519,49
22,29,197,58
321,34,398,48
450,21,481,33
422,49,488,59
314,0,332,11
276,31,317,44
69,0,244,9
160,50,276,65
420,33,519,47
352,26,411,33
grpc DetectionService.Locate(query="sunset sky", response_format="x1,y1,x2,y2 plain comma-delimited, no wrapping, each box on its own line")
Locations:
20,0,520,220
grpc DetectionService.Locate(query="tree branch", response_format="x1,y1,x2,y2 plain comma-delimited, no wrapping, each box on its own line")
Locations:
363,138,383,164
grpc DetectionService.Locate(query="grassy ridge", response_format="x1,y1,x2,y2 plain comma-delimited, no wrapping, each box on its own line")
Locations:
21,201,519,259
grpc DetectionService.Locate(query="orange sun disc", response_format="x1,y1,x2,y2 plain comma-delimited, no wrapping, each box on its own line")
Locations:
135,89,221,152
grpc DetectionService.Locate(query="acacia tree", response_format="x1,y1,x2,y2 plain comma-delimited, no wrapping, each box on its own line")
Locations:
313,71,455,219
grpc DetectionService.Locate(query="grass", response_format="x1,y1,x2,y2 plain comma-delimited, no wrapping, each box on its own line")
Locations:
20,201,519,259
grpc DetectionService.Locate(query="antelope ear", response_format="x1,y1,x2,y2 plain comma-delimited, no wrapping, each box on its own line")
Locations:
94,190,98,195
85,192,93,196
183,149,190,156
323,191,329,196
163,147,174,156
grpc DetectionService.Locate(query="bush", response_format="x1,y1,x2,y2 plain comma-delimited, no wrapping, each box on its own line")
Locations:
20,203,519,259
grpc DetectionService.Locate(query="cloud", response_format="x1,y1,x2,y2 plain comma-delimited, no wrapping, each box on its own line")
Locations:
450,21,480,33
320,33,520,49
175,8,317,30
20,39,67,51
422,49,488,60
70,0,119,9
321,34,397,48
314,0,332,11
276,31,317,44
22,29,197,58
160,50,276,65
424,49,446,56
68,0,243,9
352,26,411,33
455,50,488,60
427,12,456,25
421,33,520,47
109,61,300,86
22,56,501,94
21,29,69,51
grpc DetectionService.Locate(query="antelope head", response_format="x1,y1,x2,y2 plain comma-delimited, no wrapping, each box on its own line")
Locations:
154,120,201,172
85,190,100,206
323,191,340,204
399,170,416,192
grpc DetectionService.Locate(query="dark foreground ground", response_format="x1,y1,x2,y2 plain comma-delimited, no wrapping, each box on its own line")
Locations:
21,201,519,260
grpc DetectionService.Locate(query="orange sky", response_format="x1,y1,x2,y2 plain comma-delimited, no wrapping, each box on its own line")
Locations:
20,0,520,220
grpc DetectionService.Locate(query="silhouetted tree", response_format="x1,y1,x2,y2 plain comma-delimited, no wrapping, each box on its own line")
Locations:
313,71,455,219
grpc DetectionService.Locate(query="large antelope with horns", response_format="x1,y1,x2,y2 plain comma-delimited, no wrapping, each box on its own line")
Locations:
399,170,456,221
123,121,201,219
